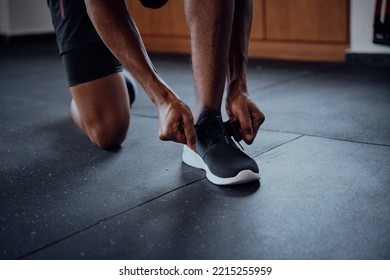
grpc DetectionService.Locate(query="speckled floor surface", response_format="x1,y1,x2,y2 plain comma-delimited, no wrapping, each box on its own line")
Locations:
1,38,389,260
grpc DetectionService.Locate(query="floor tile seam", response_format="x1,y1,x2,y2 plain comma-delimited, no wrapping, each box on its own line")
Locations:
261,128,390,147
16,178,205,260
252,134,305,159
249,64,341,93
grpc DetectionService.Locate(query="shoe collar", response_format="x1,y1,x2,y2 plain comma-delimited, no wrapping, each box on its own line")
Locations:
196,109,222,127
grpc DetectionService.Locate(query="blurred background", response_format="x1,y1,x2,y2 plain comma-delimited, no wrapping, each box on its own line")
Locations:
1,0,389,63
1,0,389,261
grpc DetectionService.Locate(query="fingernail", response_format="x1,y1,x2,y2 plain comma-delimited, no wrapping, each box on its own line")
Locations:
245,133,252,140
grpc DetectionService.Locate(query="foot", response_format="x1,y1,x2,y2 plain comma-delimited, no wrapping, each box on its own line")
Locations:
123,70,137,106
182,109,260,185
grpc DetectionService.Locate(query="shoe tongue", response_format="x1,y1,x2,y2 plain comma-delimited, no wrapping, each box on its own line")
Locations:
196,109,222,126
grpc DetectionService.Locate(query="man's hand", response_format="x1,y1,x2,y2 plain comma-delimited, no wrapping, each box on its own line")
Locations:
226,91,265,145
157,97,196,150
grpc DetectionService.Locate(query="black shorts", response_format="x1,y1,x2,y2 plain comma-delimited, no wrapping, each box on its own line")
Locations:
47,0,122,86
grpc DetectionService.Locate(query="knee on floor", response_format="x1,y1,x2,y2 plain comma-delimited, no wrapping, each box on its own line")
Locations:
86,118,130,150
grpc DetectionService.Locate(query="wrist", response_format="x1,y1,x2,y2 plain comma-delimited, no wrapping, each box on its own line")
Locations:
227,78,249,97
142,75,178,108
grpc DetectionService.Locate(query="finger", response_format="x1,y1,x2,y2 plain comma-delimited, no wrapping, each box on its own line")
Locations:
251,110,265,141
160,125,185,144
182,115,196,150
174,128,187,145
159,133,172,142
158,126,169,141
159,121,177,142
237,108,254,144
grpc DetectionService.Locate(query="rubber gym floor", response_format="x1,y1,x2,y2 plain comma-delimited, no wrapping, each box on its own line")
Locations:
1,37,389,260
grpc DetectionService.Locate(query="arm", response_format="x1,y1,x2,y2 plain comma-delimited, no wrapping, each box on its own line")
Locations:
84,0,195,149
226,0,264,144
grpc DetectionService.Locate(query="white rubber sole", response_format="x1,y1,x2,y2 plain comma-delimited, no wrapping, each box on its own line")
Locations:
182,145,260,185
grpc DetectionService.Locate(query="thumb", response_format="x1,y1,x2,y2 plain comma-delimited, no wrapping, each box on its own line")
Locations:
238,109,253,143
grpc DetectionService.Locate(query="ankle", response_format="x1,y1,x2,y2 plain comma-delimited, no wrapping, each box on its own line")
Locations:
228,78,248,97
194,106,221,122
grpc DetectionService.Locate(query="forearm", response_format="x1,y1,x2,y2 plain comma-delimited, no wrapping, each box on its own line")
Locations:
227,0,253,94
84,0,175,106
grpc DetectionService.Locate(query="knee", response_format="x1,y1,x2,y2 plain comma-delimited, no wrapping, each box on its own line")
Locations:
87,117,130,150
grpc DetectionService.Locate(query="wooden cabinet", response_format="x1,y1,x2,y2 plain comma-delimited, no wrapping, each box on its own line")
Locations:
129,0,191,54
265,0,348,42
128,0,349,62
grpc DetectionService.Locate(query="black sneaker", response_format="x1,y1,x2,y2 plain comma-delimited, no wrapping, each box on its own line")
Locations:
123,70,137,107
182,109,260,185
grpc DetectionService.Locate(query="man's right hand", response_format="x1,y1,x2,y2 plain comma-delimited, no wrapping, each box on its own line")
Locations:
157,96,196,150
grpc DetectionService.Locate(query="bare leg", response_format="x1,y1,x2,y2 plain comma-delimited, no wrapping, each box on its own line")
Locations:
182,0,262,184
184,0,235,121
70,72,130,149
226,0,264,144
227,0,252,94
